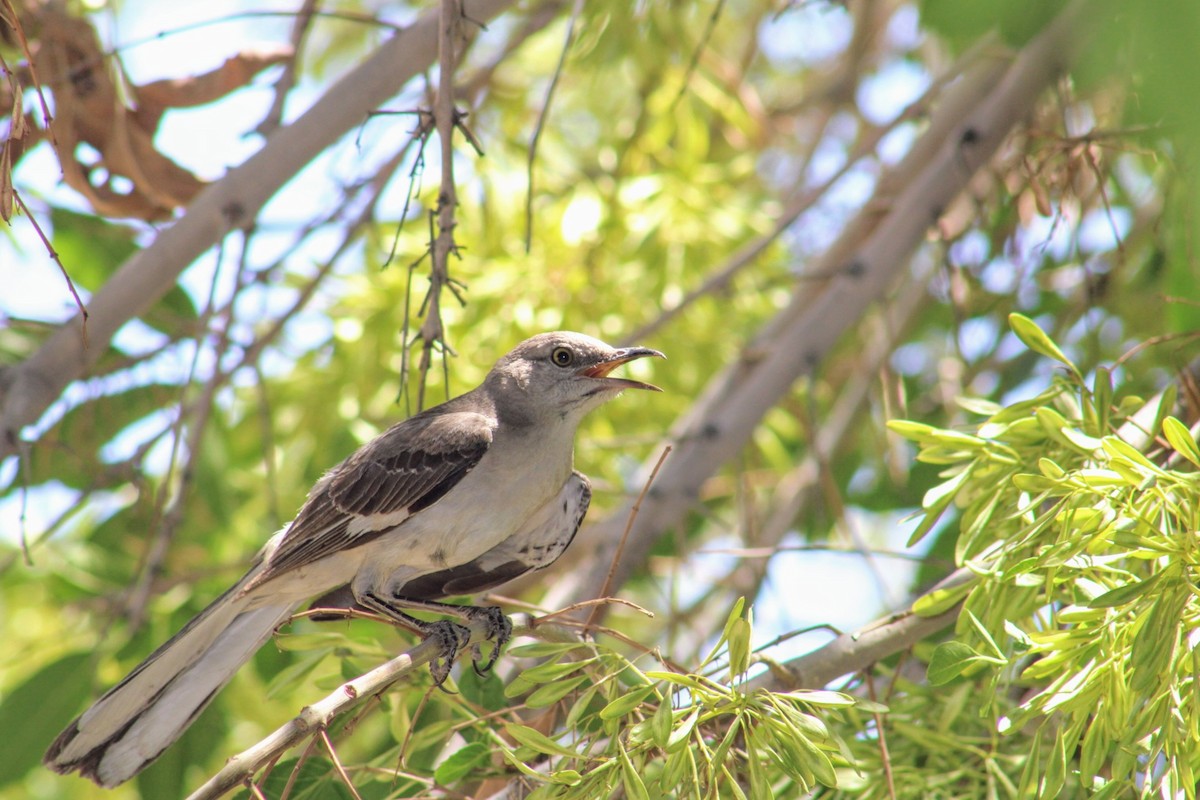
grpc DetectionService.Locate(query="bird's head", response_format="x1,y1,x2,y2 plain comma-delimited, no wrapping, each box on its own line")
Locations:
489,331,665,423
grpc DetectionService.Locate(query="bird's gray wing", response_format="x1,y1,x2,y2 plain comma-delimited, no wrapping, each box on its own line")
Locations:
310,470,592,607
249,408,495,588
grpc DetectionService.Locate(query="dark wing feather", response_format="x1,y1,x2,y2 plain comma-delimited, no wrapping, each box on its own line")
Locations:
252,406,494,586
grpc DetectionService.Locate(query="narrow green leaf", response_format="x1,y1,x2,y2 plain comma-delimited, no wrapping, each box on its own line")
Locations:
661,743,690,791
667,707,700,752
787,690,857,708
506,642,586,659
727,616,752,678
909,465,974,546
549,769,583,786
1130,585,1186,694
651,697,673,749
886,419,940,442
1102,436,1160,471
1008,313,1080,377
1079,719,1105,784
434,742,490,785
599,685,655,720
498,747,551,782
1163,416,1200,468
1087,572,1163,608
1043,724,1068,798
912,577,972,616
618,742,650,800
504,723,580,759
520,659,591,684
526,674,590,708
956,396,1003,416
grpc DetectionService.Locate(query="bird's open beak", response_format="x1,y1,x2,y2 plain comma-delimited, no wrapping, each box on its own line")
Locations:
579,347,665,391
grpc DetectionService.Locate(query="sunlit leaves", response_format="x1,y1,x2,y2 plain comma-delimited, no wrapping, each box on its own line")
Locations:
889,321,1200,798
489,626,860,799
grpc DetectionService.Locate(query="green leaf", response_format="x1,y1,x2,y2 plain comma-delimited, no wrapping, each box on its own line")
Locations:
526,674,590,708
458,666,507,711
909,465,974,547
503,723,580,759
599,685,655,720
506,642,585,659
1008,313,1080,378
1162,416,1200,468
727,615,752,679
618,742,651,800
1087,572,1164,608
927,641,997,685
520,659,591,684
651,697,673,749
1130,585,1187,694
721,597,748,639
667,707,700,752
0,652,94,788
786,690,857,708
434,742,490,785
912,577,972,616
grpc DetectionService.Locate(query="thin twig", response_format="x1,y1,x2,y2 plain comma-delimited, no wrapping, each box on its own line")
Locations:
414,0,468,410
667,0,727,114
524,0,583,253
319,728,365,800
865,672,897,800
12,189,87,339
254,0,318,137
586,445,672,630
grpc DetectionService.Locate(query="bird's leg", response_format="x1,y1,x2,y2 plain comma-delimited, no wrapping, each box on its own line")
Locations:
395,598,512,675
358,593,471,685
358,594,511,682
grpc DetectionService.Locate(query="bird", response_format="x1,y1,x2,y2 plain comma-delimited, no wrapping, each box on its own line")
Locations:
44,331,664,788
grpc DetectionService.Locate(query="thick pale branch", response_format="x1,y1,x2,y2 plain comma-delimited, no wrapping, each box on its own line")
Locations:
185,616,509,800
0,0,515,462
549,1,1087,614
746,567,973,693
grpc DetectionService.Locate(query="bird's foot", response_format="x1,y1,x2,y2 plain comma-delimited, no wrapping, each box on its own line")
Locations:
425,619,472,687
464,606,512,675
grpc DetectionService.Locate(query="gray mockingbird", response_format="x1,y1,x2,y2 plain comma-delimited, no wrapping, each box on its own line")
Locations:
45,331,663,787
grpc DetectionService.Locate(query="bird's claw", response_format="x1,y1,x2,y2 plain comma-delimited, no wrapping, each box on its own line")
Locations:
467,607,512,675
422,607,511,684
426,620,472,687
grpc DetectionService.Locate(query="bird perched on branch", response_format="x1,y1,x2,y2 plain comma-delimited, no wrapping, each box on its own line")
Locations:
45,331,664,787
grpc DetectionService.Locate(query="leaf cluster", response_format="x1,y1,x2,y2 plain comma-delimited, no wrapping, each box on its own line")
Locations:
890,316,1200,799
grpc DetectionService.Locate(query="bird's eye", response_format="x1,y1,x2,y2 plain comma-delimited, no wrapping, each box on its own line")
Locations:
551,347,575,367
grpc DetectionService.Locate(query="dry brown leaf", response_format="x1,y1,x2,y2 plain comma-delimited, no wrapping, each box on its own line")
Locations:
137,44,293,115
10,5,292,220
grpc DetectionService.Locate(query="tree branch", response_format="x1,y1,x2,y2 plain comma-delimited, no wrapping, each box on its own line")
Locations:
745,567,974,693
547,0,1089,617
0,0,516,462
185,615,510,800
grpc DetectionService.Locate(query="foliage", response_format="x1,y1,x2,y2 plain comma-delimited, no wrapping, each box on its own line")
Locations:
889,316,1200,799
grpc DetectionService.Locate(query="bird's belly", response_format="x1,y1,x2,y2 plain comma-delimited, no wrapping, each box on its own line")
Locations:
358,453,570,580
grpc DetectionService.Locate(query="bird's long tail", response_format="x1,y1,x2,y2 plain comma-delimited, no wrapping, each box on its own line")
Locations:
44,581,296,787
